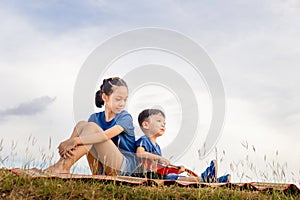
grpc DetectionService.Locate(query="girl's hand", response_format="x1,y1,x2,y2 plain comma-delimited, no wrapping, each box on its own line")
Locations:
178,165,186,173
58,138,78,159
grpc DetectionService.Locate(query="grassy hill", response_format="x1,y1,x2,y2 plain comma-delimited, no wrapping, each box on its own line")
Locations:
0,168,298,199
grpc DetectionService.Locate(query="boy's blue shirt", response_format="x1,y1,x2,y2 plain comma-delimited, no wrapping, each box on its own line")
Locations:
135,135,162,156
135,135,181,180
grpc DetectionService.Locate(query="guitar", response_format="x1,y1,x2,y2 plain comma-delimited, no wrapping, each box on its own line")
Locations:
142,159,198,177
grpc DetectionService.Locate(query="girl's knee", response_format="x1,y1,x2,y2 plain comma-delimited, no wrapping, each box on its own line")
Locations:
86,122,104,132
75,121,104,136
76,121,88,129
73,121,89,136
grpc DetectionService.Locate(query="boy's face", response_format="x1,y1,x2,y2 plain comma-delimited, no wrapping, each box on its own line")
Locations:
143,113,166,137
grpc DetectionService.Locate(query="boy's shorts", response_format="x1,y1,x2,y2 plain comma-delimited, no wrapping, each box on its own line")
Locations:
164,173,185,180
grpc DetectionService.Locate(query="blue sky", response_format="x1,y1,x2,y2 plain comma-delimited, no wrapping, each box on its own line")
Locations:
0,0,299,184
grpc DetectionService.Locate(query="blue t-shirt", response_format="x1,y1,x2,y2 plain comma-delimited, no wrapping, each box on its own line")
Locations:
88,110,137,174
135,135,162,156
135,135,180,180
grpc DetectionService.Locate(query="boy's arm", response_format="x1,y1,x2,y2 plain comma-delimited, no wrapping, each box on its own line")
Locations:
136,146,170,165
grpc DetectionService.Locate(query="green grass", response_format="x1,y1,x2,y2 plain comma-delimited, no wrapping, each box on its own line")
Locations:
0,169,299,200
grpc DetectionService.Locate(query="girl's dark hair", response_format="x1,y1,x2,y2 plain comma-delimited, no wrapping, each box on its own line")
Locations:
138,109,165,127
95,77,128,108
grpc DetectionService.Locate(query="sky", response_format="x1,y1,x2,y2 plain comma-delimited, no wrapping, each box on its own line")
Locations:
0,0,299,184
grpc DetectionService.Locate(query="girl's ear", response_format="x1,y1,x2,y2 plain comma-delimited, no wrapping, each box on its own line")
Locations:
142,121,149,129
102,93,108,102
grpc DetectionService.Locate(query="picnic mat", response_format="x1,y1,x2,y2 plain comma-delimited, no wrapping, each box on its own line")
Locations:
11,168,300,194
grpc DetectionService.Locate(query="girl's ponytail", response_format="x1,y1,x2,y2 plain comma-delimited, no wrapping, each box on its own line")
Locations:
95,89,104,108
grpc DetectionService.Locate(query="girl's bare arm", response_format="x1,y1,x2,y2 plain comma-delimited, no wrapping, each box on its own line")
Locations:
76,125,124,145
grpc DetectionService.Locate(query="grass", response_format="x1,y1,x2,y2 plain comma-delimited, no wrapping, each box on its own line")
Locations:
0,168,299,199
0,136,299,199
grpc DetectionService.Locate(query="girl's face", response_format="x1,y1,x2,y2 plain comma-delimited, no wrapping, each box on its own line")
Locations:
146,113,166,137
103,86,128,114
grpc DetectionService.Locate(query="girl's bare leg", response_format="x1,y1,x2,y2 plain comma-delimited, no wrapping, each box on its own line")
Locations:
69,121,89,138
45,145,91,174
83,122,124,176
45,121,94,174
45,121,124,175
86,147,102,175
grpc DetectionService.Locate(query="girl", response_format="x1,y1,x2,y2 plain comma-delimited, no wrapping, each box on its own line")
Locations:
45,77,136,176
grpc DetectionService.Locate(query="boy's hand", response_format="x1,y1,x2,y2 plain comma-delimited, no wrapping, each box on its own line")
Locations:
178,165,186,173
158,156,170,166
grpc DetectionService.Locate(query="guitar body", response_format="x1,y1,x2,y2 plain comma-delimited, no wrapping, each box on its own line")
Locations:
156,164,181,175
142,159,198,177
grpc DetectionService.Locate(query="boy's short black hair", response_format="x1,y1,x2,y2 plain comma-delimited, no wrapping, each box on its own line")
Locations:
138,109,165,127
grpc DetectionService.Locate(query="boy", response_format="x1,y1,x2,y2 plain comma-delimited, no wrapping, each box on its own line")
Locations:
135,108,230,182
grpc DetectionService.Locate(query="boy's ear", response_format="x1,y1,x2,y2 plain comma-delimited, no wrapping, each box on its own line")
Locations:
142,121,149,129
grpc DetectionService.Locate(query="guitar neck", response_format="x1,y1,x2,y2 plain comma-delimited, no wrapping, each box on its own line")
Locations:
184,168,198,177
